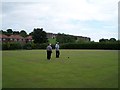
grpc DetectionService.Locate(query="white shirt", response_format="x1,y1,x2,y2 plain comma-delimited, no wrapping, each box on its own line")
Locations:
55,44,59,51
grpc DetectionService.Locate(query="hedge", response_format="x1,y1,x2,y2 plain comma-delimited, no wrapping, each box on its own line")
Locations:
1,42,120,50
60,42,120,50
1,42,22,50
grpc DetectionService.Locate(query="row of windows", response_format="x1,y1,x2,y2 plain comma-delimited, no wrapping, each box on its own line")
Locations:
0,38,32,42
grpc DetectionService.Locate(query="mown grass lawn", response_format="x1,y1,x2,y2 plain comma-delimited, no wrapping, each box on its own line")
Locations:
2,50,118,88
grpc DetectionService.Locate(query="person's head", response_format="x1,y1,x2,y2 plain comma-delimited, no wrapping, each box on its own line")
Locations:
48,43,51,46
57,42,59,44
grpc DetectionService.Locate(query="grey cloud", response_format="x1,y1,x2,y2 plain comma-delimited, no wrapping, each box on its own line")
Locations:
1,0,118,41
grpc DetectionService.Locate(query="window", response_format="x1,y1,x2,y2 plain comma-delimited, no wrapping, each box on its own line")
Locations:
19,39,22,41
3,38,6,41
14,39,17,41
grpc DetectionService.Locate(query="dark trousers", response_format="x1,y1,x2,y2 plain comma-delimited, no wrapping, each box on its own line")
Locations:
47,51,52,60
56,51,60,58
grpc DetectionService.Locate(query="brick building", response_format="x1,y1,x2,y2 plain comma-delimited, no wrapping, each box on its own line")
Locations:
0,34,33,43
0,34,8,42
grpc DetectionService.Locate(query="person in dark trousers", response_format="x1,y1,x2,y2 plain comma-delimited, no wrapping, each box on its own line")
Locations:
55,42,60,58
46,43,52,60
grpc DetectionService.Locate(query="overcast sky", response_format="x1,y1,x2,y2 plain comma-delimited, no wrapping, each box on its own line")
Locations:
1,0,119,41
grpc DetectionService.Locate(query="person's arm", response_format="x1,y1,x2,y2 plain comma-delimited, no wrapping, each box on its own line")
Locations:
50,46,52,53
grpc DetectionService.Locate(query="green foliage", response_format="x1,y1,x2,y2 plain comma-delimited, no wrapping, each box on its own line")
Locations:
99,38,117,43
1,43,8,50
32,28,48,44
34,43,48,49
56,33,76,43
33,43,55,49
20,30,27,37
23,43,32,50
7,29,13,36
60,42,120,50
9,42,22,50
109,38,117,42
2,42,22,50
0,30,9,35
2,42,119,50
13,31,20,35
76,38,88,43
1,42,56,50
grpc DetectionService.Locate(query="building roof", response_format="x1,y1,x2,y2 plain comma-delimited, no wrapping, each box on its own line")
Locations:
0,34,8,38
25,36,32,40
9,35,24,39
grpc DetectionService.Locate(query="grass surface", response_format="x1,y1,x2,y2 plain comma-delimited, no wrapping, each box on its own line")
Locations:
48,38,56,44
0,51,2,89
2,50,118,88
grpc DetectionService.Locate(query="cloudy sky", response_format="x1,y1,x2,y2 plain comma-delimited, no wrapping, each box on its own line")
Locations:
1,0,119,41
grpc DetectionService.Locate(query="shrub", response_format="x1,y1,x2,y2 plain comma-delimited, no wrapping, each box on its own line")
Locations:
9,42,22,50
2,42,22,50
60,42,120,50
23,43,32,50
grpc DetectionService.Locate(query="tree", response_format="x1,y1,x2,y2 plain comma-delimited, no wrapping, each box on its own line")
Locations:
109,38,116,42
1,30,7,35
13,31,20,35
29,32,33,36
99,38,109,43
56,33,76,43
32,28,47,44
7,29,13,35
20,30,27,37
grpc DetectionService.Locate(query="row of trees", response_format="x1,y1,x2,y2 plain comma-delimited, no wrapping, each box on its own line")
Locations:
1,28,48,44
56,33,119,43
1,28,49,50
1,28,90,44
99,38,118,43
1,28,120,50
0,29,28,37
1,28,119,44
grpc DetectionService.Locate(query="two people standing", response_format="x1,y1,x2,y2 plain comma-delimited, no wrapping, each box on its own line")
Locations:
46,42,60,60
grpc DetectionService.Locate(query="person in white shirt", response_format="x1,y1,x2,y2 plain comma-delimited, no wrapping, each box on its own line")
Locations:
55,42,60,58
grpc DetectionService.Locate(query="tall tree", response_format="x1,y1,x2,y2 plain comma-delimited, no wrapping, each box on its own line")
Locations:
6,29,13,36
20,30,27,37
32,28,47,44
109,38,116,42
7,29,13,34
